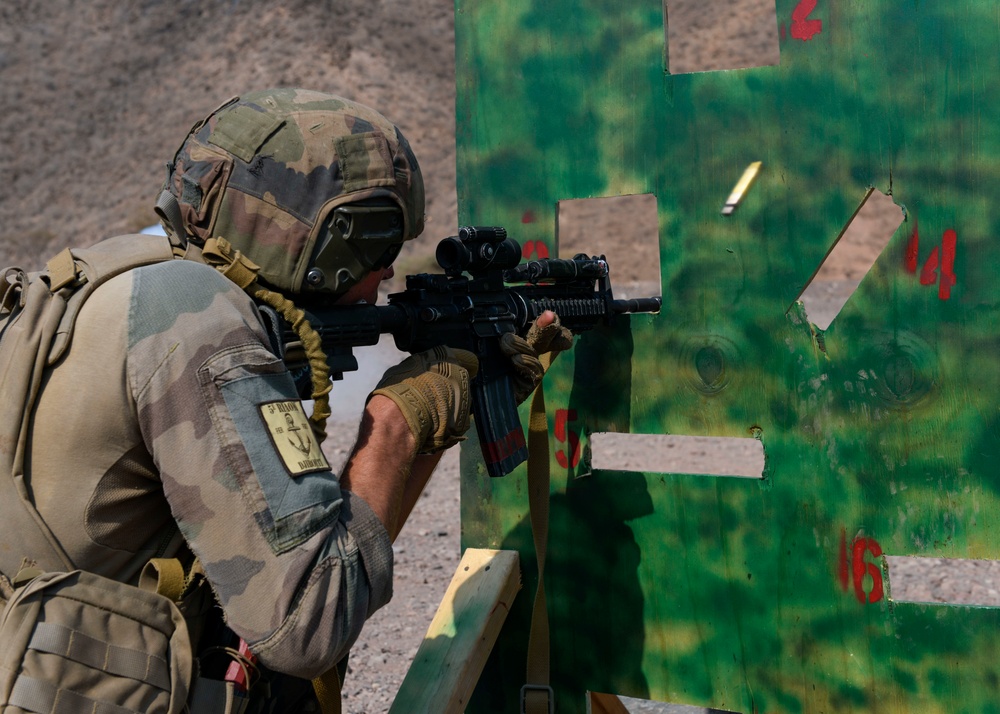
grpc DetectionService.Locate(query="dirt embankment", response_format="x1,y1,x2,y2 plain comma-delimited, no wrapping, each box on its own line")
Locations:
0,0,457,280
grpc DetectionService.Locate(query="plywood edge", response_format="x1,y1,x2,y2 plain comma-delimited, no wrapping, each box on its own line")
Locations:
390,548,521,714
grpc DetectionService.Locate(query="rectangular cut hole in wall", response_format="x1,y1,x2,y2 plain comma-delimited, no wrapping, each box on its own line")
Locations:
592,692,739,713
590,433,764,478
795,189,903,330
665,0,779,74
557,194,660,299
886,556,1000,608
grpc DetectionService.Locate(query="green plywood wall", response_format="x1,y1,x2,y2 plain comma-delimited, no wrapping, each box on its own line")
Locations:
455,1,1000,712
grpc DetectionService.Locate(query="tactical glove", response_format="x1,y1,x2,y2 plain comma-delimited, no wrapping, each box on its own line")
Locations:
370,346,480,453
500,313,574,404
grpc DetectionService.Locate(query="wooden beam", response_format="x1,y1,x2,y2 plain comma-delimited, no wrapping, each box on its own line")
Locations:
589,691,631,714
390,548,521,714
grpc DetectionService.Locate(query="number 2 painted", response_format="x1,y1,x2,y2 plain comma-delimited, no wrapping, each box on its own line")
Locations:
791,0,823,41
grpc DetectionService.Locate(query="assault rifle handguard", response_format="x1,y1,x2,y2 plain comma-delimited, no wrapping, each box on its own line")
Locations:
285,226,661,478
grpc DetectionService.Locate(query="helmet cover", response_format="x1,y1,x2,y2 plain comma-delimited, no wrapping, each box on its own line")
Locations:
161,88,425,294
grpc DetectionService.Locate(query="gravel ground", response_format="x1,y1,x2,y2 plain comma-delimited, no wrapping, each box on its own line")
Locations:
321,416,462,714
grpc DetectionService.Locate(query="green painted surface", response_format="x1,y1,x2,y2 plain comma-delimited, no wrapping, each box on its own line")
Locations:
456,1,1000,711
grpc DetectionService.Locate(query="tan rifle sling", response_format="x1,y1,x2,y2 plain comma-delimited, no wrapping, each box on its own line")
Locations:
0,234,175,581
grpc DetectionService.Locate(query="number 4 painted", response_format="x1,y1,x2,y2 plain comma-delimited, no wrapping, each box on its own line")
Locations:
905,222,958,300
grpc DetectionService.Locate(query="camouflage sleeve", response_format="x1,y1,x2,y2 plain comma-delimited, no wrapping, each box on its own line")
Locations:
125,259,392,678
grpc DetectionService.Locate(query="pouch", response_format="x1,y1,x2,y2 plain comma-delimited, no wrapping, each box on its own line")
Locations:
0,570,192,714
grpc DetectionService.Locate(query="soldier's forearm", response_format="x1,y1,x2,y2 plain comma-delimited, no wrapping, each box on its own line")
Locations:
339,395,418,539
394,452,445,539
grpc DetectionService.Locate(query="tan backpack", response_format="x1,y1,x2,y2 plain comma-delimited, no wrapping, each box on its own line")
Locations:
0,237,204,714
0,235,176,578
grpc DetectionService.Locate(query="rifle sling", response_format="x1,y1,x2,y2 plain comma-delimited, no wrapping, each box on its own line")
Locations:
523,353,553,714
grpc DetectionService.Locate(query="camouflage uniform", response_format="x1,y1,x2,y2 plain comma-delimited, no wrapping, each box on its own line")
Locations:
25,252,392,679
11,89,429,693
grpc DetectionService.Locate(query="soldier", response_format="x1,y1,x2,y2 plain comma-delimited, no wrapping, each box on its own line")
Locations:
0,88,568,712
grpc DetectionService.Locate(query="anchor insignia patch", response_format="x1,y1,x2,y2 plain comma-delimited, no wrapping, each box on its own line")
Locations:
259,400,331,476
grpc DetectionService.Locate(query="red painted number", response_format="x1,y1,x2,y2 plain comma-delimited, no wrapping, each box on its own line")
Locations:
554,409,581,468
838,529,850,591
522,240,550,260
791,0,823,41
838,530,884,604
908,223,958,300
919,246,940,285
939,229,957,300
904,223,920,274
851,537,884,603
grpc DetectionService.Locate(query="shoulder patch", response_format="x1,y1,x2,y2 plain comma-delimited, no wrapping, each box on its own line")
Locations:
259,400,331,476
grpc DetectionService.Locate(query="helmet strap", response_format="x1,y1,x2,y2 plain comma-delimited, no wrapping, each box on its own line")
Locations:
154,189,189,251
201,237,262,289
248,285,332,443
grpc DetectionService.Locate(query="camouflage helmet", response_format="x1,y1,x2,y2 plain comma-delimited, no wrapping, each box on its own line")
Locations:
158,88,425,295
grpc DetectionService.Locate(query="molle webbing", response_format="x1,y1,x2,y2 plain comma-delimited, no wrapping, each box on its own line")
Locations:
0,235,175,577
0,569,192,714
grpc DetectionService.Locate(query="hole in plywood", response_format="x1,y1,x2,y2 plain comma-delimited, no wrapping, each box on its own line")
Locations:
590,433,764,478
665,0,779,75
794,189,904,330
886,556,1000,608
557,194,660,299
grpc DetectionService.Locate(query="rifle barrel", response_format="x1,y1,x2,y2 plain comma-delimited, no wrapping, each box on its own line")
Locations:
611,296,662,314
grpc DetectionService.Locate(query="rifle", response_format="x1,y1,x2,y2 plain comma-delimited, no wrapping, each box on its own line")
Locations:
274,226,661,478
